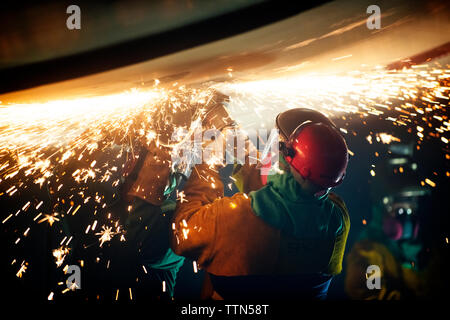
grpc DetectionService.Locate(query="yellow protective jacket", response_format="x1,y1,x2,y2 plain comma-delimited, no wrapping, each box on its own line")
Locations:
345,240,429,300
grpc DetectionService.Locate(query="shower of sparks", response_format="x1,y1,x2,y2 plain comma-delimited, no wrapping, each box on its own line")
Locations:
216,66,449,134
216,64,449,189
0,84,217,297
0,86,213,196
0,63,448,300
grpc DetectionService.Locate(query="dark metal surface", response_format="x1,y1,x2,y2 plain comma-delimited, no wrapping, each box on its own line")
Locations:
0,1,328,94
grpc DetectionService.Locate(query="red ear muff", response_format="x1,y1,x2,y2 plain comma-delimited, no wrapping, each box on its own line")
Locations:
286,120,318,180
282,120,314,165
283,120,335,181
299,167,310,179
279,141,296,158
275,108,348,189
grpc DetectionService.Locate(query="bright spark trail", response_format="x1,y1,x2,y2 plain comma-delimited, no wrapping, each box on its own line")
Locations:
0,63,448,299
216,65,449,137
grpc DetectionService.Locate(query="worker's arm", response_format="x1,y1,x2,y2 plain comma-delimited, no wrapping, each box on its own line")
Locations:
171,163,225,265
126,141,173,206
231,162,264,194
126,90,232,206
230,134,266,194
171,93,242,263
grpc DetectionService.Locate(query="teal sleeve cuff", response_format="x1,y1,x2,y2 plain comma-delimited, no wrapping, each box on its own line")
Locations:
144,247,185,271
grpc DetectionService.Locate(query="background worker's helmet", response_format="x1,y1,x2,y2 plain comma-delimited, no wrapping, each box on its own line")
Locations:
276,108,348,189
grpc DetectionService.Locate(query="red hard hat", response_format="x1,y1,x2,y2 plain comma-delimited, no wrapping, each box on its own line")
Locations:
276,108,348,189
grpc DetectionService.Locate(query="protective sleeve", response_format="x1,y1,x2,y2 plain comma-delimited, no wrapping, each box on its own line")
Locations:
231,163,264,194
345,240,402,300
127,141,172,206
170,164,224,266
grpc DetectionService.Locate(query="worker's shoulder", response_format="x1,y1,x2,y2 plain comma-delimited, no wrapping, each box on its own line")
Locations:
214,192,277,230
213,192,252,214
327,192,347,209
327,192,350,227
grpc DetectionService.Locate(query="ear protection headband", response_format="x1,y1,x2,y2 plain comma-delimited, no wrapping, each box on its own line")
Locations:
279,120,317,157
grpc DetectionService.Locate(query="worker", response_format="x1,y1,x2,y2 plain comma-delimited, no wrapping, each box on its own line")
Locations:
345,143,438,300
109,90,233,300
171,108,350,300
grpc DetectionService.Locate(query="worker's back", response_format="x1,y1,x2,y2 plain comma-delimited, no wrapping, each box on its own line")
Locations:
204,191,349,300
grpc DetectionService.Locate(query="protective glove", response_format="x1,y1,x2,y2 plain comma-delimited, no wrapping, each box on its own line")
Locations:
201,90,236,131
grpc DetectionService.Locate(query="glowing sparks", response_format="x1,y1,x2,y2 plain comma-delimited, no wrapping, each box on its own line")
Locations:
0,84,219,298
193,261,198,273
182,228,189,240
424,178,436,187
67,280,79,291
0,62,448,300
2,213,13,224
142,265,148,274
0,86,214,209
332,54,353,61
0,89,160,151
176,190,188,203
16,261,28,278
95,226,117,247
377,133,401,144
53,246,70,267
215,66,449,140
38,213,60,226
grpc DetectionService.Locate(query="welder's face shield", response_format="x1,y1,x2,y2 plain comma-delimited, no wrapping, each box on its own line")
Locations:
381,187,433,241
385,200,419,241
